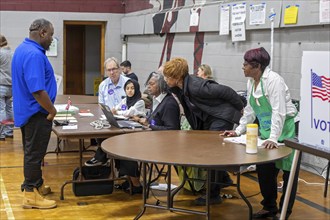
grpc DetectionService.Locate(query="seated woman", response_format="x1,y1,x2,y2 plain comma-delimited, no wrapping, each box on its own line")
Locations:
111,79,146,118
85,80,146,194
137,72,181,130
117,72,181,193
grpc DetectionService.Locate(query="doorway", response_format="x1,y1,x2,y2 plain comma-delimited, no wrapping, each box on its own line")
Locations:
64,21,105,95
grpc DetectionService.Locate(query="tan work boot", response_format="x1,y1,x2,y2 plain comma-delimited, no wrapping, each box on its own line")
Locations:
22,188,57,209
38,184,51,196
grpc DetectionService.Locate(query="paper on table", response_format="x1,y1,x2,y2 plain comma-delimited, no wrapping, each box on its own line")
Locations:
62,125,78,129
78,112,94,117
54,116,76,120
224,135,284,147
114,114,128,120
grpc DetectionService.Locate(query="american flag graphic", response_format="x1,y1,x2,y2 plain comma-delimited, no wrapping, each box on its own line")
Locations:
311,71,330,102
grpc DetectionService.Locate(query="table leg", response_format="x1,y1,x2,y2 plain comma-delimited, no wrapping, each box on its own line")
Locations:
324,161,330,198
280,150,301,220
167,165,172,209
135,162,147,220
60,139,84,200
206,169,211,220
236,172,252,220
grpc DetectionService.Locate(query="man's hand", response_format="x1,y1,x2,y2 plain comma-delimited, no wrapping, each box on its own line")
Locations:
47,108,57,121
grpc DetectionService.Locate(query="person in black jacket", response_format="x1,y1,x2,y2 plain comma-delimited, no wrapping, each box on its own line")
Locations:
163,57,244,206
135,71,180,130
117,72,181,194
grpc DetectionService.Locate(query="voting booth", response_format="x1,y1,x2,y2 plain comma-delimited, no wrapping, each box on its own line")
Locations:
281,51,329,220
299,51,330,153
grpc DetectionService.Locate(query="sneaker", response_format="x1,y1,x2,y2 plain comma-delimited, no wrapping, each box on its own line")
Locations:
114,180,130,190
84,158,106,166
194,195,222,206
125,185,143,195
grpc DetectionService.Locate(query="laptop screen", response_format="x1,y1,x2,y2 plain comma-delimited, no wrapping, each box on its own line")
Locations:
99,103,142,128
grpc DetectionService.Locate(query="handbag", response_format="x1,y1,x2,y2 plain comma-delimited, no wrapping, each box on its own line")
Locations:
72,165,113,196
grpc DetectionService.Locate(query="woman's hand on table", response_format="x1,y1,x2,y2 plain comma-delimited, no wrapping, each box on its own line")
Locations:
221,130,238,137
262,140,278,149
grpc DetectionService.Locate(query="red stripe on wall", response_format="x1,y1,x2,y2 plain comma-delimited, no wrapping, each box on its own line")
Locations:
0,0,125,13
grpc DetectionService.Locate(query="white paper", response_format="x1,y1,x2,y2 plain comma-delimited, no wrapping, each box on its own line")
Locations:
190,8,199,26
249,3,266,25
224,135,284,147
54,116,76,120
78,112,94,117
219,6,230,35
320,0,330,23
150,183,178,191
46,38,58,57
55,74,62,92
231,3,246,42
62,125,78,130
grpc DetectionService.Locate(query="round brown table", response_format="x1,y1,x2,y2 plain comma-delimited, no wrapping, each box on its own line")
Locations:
101,130,292,219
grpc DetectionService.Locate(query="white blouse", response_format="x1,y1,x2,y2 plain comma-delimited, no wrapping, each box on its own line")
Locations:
113,98,146,117
235,67,297,143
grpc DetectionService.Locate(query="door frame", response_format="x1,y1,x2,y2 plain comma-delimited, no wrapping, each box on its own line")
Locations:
63,20,106,94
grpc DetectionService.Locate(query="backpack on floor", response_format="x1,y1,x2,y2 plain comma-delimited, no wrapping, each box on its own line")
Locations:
72,165,113,196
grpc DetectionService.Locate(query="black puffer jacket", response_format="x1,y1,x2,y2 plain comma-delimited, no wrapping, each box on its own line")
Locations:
172,75,244,129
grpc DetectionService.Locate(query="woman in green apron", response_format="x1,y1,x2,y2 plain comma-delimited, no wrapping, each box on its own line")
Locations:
223,47,299,219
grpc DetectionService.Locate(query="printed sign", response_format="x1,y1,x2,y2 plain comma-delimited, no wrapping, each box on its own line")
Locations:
299,51,330,153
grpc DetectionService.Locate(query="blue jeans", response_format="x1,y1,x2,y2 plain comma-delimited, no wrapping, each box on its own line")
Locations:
0,85,13,138
21,112,52,192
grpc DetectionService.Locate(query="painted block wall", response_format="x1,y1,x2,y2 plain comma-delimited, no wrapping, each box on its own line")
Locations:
0,11,124,94
124,26,329,173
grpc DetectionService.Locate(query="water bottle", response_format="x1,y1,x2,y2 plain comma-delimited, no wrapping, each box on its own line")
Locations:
246,124,258,154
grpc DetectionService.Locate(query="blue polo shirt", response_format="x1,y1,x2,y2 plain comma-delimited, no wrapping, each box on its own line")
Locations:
12,38,57,127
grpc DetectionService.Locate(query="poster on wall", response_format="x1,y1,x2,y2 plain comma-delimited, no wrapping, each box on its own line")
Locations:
46,38,58,57
231,3,246,42
299,51,330,153
319,0,330,23
219,5,230,35
249,3,266,25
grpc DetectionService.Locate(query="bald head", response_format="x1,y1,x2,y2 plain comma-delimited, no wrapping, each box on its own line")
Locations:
29,18,54,50
29,18,52,33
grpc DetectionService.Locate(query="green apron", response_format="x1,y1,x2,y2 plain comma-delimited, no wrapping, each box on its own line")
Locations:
250,80,295,171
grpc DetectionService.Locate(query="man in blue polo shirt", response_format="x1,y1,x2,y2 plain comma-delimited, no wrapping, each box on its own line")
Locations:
12,18,57,209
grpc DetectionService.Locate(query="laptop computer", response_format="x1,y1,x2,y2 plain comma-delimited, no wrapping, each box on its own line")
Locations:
99,103,143,129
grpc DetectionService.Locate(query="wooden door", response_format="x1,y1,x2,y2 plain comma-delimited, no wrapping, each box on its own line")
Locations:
65,25,85,94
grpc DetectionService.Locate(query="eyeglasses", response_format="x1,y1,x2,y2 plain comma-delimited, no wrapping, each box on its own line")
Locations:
243,62,250,67
106,68,119,72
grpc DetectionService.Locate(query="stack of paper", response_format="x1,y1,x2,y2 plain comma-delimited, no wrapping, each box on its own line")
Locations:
224,135,284,147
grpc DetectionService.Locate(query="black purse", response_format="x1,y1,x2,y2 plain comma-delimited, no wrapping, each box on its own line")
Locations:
72,165,113,196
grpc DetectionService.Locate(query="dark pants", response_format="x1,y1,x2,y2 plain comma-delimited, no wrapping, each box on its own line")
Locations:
257,160,300,216
204,116,234,197
21,112,52,192
94,138,107,162
94,139,139,177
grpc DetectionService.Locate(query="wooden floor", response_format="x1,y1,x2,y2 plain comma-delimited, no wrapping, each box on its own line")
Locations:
0,129,329,220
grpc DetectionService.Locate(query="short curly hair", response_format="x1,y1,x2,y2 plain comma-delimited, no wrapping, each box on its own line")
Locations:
163,57,189,81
